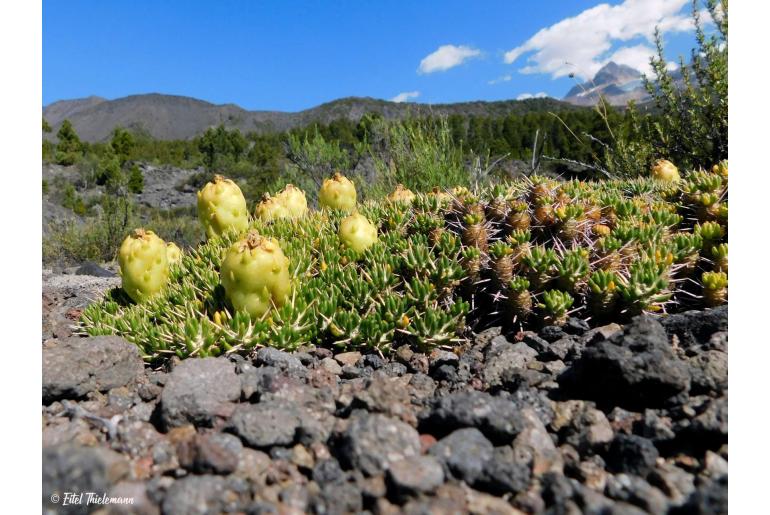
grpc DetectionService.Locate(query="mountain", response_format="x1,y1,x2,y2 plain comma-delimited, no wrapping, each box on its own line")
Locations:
42,94,581,142
563,62,649,106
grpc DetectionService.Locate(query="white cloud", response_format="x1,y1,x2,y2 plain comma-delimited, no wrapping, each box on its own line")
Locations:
516,92,549,100
391,91,420,103
503,0,706,80
488,74,513,85
419,45,481,74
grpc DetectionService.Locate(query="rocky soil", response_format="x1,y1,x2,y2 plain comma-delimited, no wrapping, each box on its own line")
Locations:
42,269,727,514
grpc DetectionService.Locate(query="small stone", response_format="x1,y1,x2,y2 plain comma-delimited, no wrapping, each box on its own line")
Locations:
334,351,362,367
703,450,728,477
606,434,659,476
337,413,421,476
421,390,525,444
540,325,566,342
160,358,240,429
313,458,345,486
319,357,342,375
161,475,247,515
386,455,445,500
559,316,691,409
395,345,414,364
194,432,242,474
408,354,429,374
605,473,668,515
43,336,145,403
43,445,130,513
648,462,695,505
229,400,302,449
256,347,305,373
290,444,315,471
474,447,531,495
513,408,563,477
429,428,493,484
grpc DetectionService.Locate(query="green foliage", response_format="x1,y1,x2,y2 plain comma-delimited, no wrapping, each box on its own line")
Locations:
369,117,470,194
198,125,248,170
54,120,83,166
43,118,52,133
96,147,125,194
111,128,135,166
285,128,354,192
127,165,144,194
44,196,135,265
641,0,727,169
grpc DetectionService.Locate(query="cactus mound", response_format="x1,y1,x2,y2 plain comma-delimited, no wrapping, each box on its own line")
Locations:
81,166,727,363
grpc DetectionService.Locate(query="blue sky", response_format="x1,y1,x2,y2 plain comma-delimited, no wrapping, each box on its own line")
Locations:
43,0,705,111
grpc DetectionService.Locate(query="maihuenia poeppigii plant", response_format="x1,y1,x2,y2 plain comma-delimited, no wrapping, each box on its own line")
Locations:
81,164,729,361
539,289,574,326
702,271,727,307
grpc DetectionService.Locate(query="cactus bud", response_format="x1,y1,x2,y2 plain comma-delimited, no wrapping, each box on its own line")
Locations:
338,213,378,252
197,175,249,239
118,229,170,303
220,230,291,318
166,242,182,266
319,172,357,211
275,184,308,218
255,193,291,222
651,159,681,182
387,184,416,205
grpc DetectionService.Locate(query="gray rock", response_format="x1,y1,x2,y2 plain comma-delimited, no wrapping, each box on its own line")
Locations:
421,390,525,444
161,475,247,515
229,400,302,449
337,413,421,476
606,434,660,476
688,350,728,395
605,473,668,515
43,336,145,403
429,427,493,484
660,306,728,349
513,408,563,476
319,357,342,375
386,455,445,500
679,473,727,514
561,403,614,453
193,432,243,474
560,315,691,408
75,261,116,277
160,358,240,428
483,338,537,386
106,481,159,514
648,463,695,505
474,447,532,495
43,445,129,514
255,347,306,374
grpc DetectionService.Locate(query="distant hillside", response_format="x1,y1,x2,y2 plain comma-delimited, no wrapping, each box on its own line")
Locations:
43,93,582,142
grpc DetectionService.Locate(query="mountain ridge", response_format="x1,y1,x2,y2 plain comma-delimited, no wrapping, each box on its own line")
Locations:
43,94,582,142
563,61,649,107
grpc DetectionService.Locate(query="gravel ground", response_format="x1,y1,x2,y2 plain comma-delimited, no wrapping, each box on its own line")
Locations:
42,270,727,514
